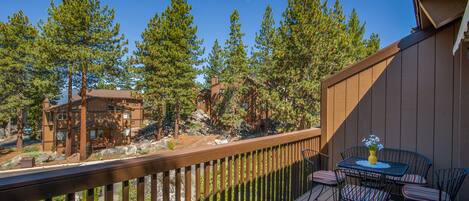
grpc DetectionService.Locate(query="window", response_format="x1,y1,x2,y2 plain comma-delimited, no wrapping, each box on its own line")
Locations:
89,129,104,140
57,113,66,120
97,130,104,138
89,130,96,140
56,130,66,141
123,112,130,119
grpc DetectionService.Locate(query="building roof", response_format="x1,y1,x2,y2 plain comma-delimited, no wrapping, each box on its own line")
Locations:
454,2,469,54
49,89,139,109
414,0,467,30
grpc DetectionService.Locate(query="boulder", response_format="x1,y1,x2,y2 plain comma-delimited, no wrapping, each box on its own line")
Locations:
1,155,23,169
125,145,138,155
214,139,229,145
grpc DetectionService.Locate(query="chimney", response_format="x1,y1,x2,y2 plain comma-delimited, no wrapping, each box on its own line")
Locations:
42,98,50,111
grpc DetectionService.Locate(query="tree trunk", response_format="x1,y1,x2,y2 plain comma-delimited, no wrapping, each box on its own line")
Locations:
6,118,11,136
79,63,87,160
16,109,23,151
174,101,180,139
155,119,162,141
65,70,73,157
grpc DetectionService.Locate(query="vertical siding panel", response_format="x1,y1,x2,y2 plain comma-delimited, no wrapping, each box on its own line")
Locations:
358,68,373,145
385,54,402,149
459,41,469,200
452,22,461,169
333,82,346,165
417,35,435,180
345,75,359,149
434,25,454,171
326,87,335,169
372,60,387,143
401,45,418,151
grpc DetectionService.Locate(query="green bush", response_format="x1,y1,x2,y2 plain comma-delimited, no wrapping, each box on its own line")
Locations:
166,140,176,150
23,146,39,153
24,151,42,158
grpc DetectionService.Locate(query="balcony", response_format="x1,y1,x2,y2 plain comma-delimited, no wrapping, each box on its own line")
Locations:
0,128,323,201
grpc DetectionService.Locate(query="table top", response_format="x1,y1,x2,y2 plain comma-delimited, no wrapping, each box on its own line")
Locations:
337,156,409,177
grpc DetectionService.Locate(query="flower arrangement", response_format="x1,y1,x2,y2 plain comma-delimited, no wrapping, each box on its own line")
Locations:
362,135,383,165
362,135,384,151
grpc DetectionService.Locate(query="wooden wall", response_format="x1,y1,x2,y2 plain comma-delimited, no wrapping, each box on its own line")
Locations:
321,20,469,198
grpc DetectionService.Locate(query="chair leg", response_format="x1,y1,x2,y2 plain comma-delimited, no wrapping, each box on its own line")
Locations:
311,185,325,201
332,187,337,201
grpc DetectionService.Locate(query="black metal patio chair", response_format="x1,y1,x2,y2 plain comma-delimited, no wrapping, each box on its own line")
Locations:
302,148,343,201
341,146,432,185
402,168,467,201
335,168,393,201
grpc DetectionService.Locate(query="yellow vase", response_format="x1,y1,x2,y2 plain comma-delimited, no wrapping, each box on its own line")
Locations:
368,150,377,165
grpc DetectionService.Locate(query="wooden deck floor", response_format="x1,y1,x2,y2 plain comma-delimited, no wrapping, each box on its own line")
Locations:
295,185,336,201
295,185,404,201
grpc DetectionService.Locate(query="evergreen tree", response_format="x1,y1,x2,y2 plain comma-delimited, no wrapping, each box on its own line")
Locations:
136,0,202,139
365,33,380,56
346,9,367,62
272,0,328,130
266,0,381,132
251,5,277,131
40,0,127,159
222,10,248,84
252,6,276,76
203,39,224,88
0,11,57,150
215,10,249,135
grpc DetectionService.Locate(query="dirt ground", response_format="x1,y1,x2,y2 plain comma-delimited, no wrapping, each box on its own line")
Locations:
0,143,42,163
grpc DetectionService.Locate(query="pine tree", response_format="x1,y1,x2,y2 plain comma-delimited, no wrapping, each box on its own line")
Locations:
0,11,57,150
203,39,224,88
347,9,367,62
222,10,248,84
365,33,380,56
272,0,329,130
40,0,127,159
252,6,276,76
215,10,249,135
260,0,381,132
136,0,202,139
251,5,277,131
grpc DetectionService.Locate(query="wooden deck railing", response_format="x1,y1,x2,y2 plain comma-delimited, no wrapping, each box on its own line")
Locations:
0,128,322,201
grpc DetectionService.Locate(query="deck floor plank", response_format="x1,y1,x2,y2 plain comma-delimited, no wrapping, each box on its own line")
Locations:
295,185,335,201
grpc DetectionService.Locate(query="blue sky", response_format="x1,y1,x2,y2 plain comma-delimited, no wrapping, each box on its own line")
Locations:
1,0,416,82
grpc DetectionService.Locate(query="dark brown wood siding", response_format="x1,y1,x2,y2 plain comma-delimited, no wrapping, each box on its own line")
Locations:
321,20,469,199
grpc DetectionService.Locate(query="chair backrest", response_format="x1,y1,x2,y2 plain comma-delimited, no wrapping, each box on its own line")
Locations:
341,146,432,179
340,146,369,160
301,149,327,172
335,168,392,201
380,147,432,178
435,168,467,201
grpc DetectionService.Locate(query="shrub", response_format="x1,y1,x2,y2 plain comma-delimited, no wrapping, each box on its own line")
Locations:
166,140,176,150
23,146,39,153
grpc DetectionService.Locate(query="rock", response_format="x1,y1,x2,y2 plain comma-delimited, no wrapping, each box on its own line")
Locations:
67,153,80,162
214,139,229,145
135,109,217,141
1,155,22,169
55,154,65,161
35,152,51,164
125,145,138,155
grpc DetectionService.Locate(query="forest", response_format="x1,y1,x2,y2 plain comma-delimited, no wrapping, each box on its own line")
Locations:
0,0,380,150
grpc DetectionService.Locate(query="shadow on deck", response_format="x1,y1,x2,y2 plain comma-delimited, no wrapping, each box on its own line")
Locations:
295,185,336,201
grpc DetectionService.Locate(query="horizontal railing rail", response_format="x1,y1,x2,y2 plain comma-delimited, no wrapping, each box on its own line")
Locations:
0,128,322,201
